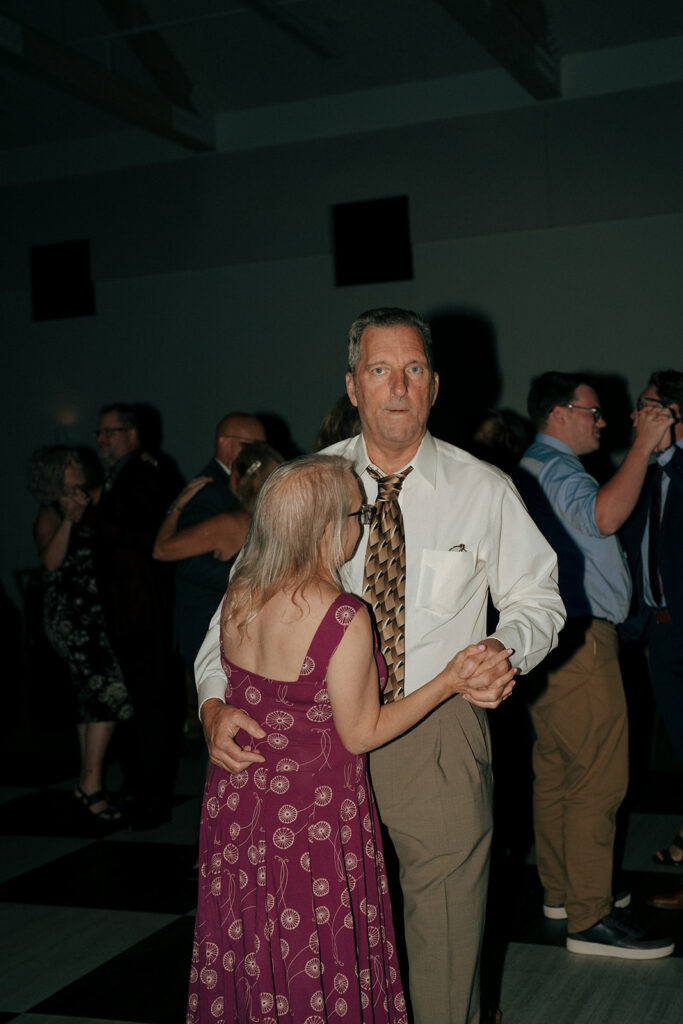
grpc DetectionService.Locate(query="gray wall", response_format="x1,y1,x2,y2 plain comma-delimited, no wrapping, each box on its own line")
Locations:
2,79,682,596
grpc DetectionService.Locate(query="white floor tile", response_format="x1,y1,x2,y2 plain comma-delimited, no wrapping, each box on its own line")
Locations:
500,942,683,1024
0,903,178,1011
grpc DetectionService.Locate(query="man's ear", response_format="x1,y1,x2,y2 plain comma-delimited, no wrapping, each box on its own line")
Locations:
346,372,359,408
431,372,439,407
547,406,564,429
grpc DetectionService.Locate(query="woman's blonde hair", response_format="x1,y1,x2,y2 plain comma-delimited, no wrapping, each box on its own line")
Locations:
223,454,354,631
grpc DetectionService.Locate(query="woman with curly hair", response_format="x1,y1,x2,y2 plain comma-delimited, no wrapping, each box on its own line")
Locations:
28,445,133,822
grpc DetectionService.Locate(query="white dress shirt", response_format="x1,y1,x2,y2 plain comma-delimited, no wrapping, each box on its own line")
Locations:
195,432,565,708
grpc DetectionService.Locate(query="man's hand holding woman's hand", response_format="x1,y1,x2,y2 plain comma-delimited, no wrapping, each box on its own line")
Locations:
444,638,517,709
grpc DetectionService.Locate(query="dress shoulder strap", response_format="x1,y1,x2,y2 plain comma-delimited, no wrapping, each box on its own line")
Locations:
297,592,364,682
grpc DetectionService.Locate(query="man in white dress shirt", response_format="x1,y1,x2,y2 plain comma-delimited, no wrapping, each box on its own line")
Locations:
195,308,565,1024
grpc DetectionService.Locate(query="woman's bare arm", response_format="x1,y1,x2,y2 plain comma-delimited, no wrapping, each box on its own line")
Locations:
326,607,516,755
34,500,84,571
153,506,249,562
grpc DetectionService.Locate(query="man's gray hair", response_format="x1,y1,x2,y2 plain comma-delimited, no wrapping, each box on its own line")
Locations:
347,307,434,376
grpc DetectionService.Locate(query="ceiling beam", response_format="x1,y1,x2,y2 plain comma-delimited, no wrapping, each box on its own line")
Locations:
97,0,199,113
436,0,561,100
243,0,342,59
0,12,214,151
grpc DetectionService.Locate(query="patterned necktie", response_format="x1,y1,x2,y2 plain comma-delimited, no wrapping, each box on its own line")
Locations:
648,465,664,606
363,466,412,703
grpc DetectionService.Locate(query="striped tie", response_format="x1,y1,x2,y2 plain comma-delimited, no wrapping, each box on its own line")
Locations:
363,466,412,703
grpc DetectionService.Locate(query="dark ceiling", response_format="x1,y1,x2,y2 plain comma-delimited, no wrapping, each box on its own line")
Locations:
0,0,681,154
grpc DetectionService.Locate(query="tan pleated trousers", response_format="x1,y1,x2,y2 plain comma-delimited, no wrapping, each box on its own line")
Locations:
370,696,493,1024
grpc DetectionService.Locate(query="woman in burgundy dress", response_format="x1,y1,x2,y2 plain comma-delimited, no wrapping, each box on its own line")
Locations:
187,455,514,1024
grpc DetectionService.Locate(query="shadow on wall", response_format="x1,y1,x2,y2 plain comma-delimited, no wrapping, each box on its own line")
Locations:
255,412,303,460
426,308,502,448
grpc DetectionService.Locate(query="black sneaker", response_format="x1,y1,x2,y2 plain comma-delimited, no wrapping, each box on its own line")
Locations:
567,910,674,959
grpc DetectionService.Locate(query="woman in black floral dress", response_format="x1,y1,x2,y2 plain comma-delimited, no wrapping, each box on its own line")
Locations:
28,445,133,821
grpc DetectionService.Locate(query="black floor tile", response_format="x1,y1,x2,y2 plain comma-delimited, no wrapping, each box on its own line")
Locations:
0,788,195,839
31,916,196,1024
0,788,130,839
628,771,683,815
623,869,683,952
0,840,198,914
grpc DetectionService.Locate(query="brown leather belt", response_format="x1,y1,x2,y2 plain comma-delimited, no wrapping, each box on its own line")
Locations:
651,608,672,624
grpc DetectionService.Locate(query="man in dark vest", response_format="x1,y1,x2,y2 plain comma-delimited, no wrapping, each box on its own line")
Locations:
96,402,183,829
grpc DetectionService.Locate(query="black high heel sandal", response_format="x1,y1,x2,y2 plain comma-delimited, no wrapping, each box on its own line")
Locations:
74,784,122,822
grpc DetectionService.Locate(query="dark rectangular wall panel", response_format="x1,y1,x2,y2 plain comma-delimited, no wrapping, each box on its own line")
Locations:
332,195,413,287
30,239,95,321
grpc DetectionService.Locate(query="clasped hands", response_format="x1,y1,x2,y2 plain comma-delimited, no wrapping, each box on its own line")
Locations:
444,637,516,709
632,403,677,453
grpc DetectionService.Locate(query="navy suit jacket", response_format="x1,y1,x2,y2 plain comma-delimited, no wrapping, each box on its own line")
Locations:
620,445,683,639
174,458,239,665
97,450,175,643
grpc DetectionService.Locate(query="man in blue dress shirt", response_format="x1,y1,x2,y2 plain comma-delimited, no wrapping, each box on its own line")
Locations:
516,371,674,959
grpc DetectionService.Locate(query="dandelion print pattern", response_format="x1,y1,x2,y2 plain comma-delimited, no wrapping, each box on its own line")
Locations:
187,593,406,1023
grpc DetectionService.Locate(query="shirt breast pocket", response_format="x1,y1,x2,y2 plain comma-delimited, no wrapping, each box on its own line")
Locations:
416,548,479,617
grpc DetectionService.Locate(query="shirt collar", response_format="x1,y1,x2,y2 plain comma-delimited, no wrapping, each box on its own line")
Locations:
214,457,231,477
535,432,581,458
656,436,683,466
349,431,437,489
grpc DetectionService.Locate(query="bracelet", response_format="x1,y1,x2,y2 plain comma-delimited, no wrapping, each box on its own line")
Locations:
166,503,183,515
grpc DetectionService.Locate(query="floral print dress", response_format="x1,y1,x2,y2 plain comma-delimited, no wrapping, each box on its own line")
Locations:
43,521,133,723
187,592,407,1024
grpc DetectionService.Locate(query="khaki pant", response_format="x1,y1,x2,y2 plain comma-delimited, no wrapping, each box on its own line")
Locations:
370,696,493,1024
528,618,628,933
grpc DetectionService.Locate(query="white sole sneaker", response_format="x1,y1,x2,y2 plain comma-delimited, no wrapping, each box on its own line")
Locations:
566,936,674,959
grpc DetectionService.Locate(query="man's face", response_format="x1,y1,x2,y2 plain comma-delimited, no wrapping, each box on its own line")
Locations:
346,325,438,463
96,411,139,466
561,384,605,456
217,417,266,470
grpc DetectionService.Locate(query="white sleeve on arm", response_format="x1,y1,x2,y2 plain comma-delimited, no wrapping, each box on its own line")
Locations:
194,600,225,714
487,482,566,674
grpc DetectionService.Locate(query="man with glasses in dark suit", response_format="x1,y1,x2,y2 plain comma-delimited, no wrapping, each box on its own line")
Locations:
620,371,683,904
